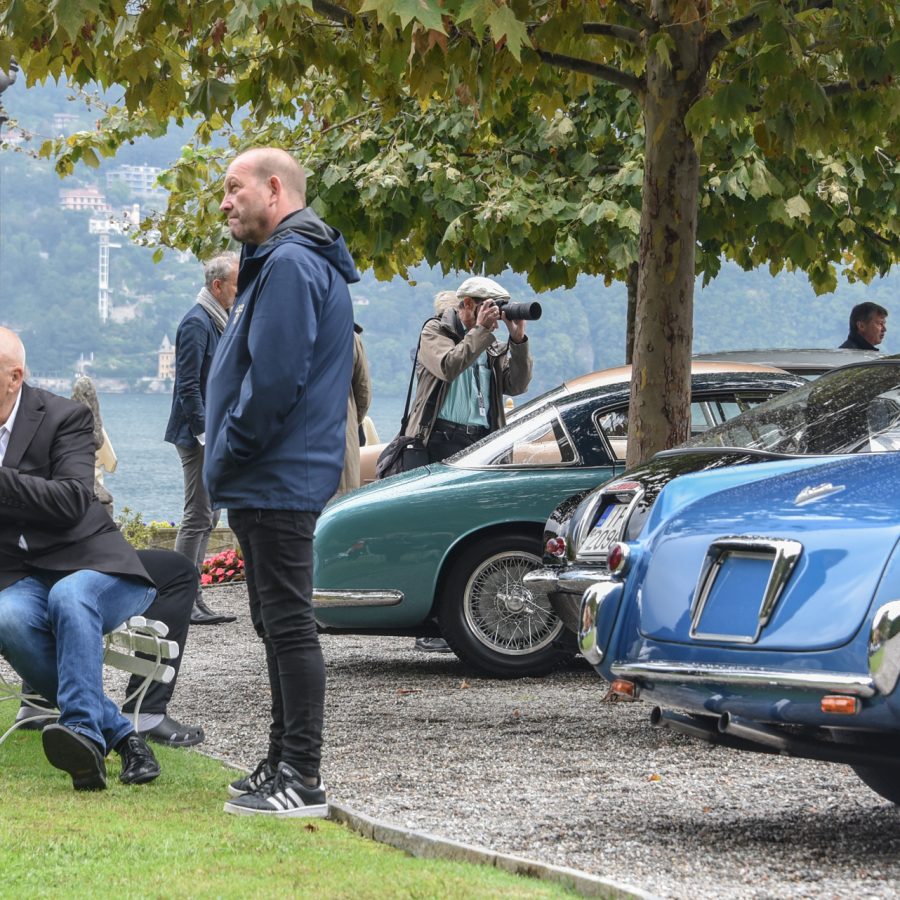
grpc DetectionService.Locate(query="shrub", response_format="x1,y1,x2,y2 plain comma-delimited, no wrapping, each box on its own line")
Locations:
201,548,245,585
115,506,168,549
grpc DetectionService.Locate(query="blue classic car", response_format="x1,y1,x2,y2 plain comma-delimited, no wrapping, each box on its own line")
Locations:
579,452,900,805
313,363,801,678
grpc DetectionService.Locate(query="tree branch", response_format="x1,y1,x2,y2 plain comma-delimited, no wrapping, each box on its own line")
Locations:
536,49,643,94
311,1,356,27
614,0,655,30
705,0,833,61
823,78,886,96
583,22,642,45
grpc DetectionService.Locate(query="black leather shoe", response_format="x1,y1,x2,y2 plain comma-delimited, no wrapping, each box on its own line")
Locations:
139,714,205,747
16,702,55,731
190,594,237,625
116,733,161,784
414,636,454,653
41,723,107,791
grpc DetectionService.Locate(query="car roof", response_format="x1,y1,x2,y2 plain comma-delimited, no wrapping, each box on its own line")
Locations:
562,359,789,394
692,347,880,375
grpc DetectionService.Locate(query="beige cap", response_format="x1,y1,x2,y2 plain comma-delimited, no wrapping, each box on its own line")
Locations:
456,276,510,301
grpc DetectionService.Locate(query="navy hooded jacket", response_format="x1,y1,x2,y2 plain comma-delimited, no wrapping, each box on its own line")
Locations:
203,207,359,512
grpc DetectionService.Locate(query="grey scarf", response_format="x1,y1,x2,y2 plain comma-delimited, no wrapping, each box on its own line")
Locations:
195,286,229,334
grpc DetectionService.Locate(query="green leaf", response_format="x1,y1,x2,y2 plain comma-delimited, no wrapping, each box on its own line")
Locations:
648,33,675,72
785,195,811,219
360,0,446,32
486,6,529,61
50,0,94,40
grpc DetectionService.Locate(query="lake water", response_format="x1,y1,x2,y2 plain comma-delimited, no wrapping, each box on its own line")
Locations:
98,393,407,522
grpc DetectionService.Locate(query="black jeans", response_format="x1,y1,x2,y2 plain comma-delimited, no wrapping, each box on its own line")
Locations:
123,549,197,715
228,508,324,779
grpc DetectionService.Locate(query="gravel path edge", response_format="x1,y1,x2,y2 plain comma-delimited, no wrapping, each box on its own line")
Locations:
327,799,656,900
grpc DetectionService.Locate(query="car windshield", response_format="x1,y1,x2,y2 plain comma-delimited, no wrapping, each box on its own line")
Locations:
451,405,579,468
686,360,900,455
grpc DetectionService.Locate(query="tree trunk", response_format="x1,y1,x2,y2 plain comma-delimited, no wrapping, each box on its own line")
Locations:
625,261,638,364
625,1,708,468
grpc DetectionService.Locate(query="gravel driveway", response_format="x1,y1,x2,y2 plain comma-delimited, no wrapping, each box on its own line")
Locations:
152,584,899,897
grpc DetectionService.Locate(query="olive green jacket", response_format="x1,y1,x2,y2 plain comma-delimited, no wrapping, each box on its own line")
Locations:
403,309,532,443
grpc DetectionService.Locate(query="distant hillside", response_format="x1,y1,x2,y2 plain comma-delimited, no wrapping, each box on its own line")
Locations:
1,80,896,396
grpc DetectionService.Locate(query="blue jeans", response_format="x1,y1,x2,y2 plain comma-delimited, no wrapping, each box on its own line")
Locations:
0,571,155,752
228,509,324,779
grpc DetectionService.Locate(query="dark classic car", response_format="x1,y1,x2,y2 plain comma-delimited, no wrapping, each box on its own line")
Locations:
313,362,802,678
526,356,900,637
577,452,900,805
693,347,879,378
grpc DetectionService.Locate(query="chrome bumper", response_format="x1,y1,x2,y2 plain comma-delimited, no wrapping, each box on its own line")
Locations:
870,599,900,695
610,661,877,698
577,578,624,667
524,565,607,633
312,588,403,608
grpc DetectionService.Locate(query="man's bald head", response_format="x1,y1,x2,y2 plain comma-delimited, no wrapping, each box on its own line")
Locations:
220,147,308,245
234,148,306,203
0,326,26,425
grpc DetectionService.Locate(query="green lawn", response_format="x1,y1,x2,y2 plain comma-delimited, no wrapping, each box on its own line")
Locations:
0,705,581,898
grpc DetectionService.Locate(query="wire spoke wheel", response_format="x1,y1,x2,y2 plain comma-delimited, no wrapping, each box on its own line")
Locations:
462,549,561,655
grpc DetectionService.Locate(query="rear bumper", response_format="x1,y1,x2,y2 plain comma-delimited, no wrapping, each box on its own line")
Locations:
610,660,877,698
523,565,606,633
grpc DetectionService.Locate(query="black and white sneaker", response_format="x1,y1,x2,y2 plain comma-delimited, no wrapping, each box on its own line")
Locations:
227,758,276,798
223,762,328,818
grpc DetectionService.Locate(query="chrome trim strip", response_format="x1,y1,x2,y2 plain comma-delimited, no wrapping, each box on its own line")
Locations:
610,661,876,698
312,589,403,608
869,599,900,696
690,536,803,644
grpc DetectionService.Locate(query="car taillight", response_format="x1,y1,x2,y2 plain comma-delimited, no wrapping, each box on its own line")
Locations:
545,536,566,558
607,542,630,575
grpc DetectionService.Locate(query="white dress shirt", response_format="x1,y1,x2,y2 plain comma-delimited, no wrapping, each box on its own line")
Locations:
0,388,22,467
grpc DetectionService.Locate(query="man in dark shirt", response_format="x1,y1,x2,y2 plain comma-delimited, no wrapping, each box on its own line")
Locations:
839,302,888,350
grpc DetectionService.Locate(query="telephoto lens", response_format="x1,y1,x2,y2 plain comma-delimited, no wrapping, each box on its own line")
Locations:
495,300,542,321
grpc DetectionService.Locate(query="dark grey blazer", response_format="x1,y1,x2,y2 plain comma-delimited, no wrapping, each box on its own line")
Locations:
0,383,150,591
164,304,221,448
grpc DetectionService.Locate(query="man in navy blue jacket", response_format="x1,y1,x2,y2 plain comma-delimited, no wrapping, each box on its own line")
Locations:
205,147,357,817
165,252,238,626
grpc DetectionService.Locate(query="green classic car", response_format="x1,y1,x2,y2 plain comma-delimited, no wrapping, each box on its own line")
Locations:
313,363,803,677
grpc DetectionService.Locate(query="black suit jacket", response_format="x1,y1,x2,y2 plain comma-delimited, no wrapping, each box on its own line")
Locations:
0,383,150,591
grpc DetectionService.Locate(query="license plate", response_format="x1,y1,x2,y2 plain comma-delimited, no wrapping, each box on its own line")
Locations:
579,502,630,557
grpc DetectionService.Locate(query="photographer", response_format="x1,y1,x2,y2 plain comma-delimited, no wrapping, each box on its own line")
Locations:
404,276,533,465
404,277,533,653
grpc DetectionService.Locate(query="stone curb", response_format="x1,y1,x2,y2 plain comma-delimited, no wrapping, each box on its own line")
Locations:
205,751,656,898
327,799,657,900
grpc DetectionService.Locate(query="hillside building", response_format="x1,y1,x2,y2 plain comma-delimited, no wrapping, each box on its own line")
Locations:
59,186,112,213
157,334,175,380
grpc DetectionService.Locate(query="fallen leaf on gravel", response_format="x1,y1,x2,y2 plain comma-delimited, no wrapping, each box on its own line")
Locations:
459,680,470,689
513,710,520,718
396,688,421,695
647,773,661,782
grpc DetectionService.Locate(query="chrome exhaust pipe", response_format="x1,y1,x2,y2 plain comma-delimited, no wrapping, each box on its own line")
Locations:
650,707,720,742
718,712,791,752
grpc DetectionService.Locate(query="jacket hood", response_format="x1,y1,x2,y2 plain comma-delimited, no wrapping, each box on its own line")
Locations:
243,207,360,284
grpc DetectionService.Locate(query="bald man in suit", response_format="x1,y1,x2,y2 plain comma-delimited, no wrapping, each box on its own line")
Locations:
0,327,161,790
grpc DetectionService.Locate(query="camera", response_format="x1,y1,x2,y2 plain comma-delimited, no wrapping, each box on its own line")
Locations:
494,299,542,321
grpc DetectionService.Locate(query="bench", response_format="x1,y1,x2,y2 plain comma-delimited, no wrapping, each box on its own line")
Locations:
0,616,179,745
